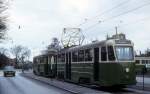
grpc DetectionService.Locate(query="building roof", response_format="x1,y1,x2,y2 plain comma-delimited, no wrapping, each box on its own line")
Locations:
135,56,150,60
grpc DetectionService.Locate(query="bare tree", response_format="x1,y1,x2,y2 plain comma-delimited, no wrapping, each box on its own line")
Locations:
47,37,62,51
0,0,13,68
20,47,31,63
11,45,22,64
11,45,31,67
0,47,7,54
0,53,9,68
0,0,9,41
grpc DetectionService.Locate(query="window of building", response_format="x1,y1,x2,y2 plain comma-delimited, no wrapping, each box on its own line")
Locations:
145,60,148,64
78,50,84,62
108,46,115,61
85,49,92,61
135,60,140,64
101,47,107,61
142,60,146,64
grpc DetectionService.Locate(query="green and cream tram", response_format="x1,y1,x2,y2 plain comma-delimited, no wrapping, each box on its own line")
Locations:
57,33,136,86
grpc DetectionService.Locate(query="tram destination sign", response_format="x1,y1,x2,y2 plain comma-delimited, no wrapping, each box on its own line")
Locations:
115,40,131,44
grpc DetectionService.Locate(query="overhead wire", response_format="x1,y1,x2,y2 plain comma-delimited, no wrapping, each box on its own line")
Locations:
82,0,150,32
91,15,150,36
119,16,150,28
82,15,150,45
77,0,131,27
103,1,150,22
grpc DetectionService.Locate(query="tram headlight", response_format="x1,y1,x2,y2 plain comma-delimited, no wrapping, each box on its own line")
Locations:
125,68,130,72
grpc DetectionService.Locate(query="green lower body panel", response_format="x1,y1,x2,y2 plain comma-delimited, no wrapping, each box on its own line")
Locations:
71,63,93,83
34,63,56,77
57,62,136,87
98,63,136,86
57,63,65,78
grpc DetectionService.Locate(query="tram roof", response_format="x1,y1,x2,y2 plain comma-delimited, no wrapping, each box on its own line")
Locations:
34,51,57,58
59,39,130,52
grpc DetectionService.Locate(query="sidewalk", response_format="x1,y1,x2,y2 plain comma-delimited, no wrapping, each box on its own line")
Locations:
22,73,110,94
126,76,150,91
137,76,150,84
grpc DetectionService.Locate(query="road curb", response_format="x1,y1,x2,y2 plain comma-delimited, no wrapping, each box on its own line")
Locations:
21,73,110,94
21,73,80,94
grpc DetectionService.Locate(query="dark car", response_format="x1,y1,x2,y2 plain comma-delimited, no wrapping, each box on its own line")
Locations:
3,66,16,77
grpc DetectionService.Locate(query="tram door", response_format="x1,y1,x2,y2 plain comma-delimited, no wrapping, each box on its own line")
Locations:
94,48,99,81
47,56,51,75
45,56,49,75
65,52,71,80
54,56,57,76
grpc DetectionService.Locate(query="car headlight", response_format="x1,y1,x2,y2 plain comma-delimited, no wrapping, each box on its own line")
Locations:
126,68,130,72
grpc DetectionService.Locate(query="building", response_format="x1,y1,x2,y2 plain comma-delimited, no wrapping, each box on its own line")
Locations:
135,56,150,68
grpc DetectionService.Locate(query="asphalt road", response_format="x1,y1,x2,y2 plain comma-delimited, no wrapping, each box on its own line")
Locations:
1,70,150,94
0,72,71,94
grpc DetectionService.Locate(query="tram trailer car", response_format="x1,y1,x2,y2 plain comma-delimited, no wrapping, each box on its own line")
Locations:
57,33,136,87
33,52,57,77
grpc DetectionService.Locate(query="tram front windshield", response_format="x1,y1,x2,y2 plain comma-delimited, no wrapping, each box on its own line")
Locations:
115,46,134,61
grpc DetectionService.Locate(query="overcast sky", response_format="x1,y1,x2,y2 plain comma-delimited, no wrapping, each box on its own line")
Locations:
1,0,150,59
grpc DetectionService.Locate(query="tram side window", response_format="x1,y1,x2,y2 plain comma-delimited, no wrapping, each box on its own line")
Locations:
33,59,35,63
36,58,39,64
38,58,40,64
72,51,78,62
78,50,84,62
101,47,107,61
42,58,44,63
146,60,148,64
39,58,41,63
44,57,47,64
33,58,37,64
148,60,150,64
108,46,115,61
43,57,45,63
85,49,92,61
61,54,65,62
57,54,61,62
